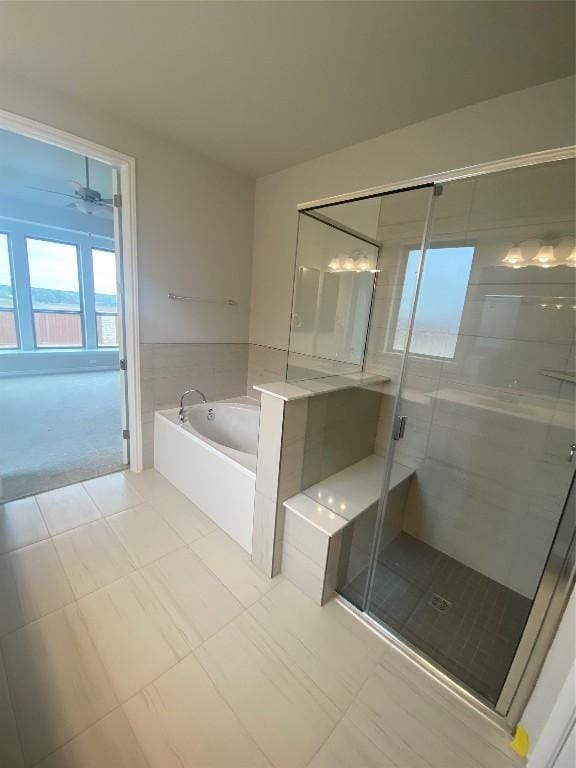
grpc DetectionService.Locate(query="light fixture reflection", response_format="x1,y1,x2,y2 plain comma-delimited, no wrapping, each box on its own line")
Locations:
532,245,556,268
343,257,355,271
327,249,375,272
328,257,341,271
501,246,525,269
565,246,576,267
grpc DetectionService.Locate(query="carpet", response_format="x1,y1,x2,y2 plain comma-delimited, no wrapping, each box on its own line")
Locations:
0,370,124,501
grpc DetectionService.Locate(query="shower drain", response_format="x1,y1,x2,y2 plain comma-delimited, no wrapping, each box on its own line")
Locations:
429,593,452,613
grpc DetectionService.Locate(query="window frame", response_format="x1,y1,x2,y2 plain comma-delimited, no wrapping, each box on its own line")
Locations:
0,221,116,353
92,246,119,349
26,234,86,349
388,241,475,362
0,230,20,349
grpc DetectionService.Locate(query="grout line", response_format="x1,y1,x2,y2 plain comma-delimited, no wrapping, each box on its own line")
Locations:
1,468,521,768
191,642,277,766
0,528,206,644
26,584,268,765
3,465,127,506
26,703,152,768
0,639,27,766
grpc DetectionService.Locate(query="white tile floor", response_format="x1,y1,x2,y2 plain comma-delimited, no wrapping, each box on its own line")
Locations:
0,469,523,767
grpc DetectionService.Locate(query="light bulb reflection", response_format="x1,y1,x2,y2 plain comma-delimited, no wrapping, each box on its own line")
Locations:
532,245,556,268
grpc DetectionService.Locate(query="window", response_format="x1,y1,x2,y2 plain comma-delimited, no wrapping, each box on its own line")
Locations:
394,246,474,359
92,248,119,347
0,233,18,348
26,237,83,347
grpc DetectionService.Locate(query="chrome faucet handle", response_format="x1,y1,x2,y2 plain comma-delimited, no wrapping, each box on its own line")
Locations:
178,389,208,425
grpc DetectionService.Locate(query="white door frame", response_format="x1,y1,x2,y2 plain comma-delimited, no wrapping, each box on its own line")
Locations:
0,108,143,471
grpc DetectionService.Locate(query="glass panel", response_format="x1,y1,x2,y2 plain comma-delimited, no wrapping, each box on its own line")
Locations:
281,187,434,616
27,238,80,311
286,214,378,381
92,248,118,313
96,313,118,347
0,234,14,309
367,158,576,705
330,186,435,610
0,310,17,348
34,312,82,347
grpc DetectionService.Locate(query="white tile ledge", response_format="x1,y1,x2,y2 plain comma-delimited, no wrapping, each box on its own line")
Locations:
283,455,414,537
254,372,390,401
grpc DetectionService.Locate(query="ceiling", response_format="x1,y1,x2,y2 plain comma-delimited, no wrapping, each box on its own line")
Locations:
0,1,574,177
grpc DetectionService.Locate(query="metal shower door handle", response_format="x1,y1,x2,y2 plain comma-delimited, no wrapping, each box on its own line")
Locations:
393,415,407,441
569,443,576,463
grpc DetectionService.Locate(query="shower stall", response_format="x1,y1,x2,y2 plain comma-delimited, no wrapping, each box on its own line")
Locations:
284,150,576,723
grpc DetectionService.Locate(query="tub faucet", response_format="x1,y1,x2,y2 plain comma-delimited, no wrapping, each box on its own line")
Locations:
178,389,207,424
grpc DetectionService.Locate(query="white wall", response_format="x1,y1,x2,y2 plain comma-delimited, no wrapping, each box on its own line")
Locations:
0,70,255,344
249,76,575,351
522,589,575,766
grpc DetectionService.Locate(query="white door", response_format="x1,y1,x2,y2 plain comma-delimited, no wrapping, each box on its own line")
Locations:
112,170,130,465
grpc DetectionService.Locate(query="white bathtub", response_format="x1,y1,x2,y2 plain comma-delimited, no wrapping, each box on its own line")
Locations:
154,399,260,552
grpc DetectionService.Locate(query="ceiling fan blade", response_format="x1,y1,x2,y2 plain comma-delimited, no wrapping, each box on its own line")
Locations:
25,186,77,199
68,180,84,194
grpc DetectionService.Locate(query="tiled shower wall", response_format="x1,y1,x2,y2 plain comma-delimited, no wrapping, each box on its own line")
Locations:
140,342,250,467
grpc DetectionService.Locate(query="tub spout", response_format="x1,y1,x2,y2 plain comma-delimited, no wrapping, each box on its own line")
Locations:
178,389,207,424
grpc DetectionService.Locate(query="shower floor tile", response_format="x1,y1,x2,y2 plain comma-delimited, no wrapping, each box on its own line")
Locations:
343,532,531,704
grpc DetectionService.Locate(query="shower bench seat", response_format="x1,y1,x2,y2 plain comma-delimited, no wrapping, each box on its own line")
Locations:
281,454,414,604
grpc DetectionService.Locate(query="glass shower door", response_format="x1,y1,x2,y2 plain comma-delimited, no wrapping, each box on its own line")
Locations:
314,185,437,612
366,158,576,707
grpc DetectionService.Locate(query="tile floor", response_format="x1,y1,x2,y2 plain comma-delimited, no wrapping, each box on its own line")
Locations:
0,469,523,767
342,533,532,705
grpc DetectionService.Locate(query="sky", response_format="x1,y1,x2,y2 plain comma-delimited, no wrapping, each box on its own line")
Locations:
0,235,11,290
394,246,474,358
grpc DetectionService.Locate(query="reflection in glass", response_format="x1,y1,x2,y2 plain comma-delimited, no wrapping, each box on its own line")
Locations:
0,233,17,348
92,248,118,313
92,248,119,348
96,313,118,347
287,213,378,381
0,233,14,308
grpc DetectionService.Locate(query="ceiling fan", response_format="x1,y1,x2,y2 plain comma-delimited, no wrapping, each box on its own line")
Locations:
27,156,113,214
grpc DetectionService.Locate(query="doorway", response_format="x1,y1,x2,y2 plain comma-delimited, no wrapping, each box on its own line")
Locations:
0,116,140,501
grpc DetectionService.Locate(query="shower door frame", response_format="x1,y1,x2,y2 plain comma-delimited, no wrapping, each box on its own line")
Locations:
297,145,576,729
